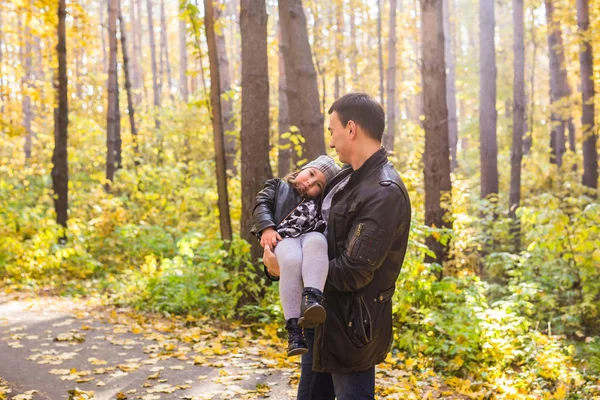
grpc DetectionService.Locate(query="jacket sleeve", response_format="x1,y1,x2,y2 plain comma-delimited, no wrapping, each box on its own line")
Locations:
326,185,410,293
251,179,280,238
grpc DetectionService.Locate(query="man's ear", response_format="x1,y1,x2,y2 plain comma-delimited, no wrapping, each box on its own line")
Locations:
348,120,357,136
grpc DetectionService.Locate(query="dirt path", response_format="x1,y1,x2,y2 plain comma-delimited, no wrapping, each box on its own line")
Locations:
0,291,298,400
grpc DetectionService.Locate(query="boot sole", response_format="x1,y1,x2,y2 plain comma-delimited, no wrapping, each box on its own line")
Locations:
288,347,308,357
299,304,326,328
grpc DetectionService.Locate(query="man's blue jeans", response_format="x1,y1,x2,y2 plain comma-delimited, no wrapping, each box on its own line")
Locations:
297,328,376,400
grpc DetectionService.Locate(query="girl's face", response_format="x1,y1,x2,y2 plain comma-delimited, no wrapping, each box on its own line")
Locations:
294,168,327,198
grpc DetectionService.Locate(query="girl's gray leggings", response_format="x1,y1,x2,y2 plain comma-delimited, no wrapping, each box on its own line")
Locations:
274,232,329,320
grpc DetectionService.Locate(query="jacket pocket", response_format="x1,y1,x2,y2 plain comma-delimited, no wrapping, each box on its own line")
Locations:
348,225,387,267
347,295,372,348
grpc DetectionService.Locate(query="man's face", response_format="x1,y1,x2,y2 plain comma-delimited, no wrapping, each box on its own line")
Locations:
328,112,351,164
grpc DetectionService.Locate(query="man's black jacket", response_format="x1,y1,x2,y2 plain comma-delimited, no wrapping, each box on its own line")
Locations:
313,148,411,373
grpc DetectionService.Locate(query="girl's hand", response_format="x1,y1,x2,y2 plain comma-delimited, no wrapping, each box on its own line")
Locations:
263,245,280,278
260,227,282,248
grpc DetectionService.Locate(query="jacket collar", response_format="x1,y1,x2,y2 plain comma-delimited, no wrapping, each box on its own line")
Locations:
347,147,388,185
323,147,388,197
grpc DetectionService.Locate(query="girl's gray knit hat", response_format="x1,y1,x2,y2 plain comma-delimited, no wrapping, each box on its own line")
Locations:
301,155,341,183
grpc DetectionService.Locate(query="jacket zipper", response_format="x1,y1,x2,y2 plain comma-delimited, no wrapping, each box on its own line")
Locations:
347,222,363,255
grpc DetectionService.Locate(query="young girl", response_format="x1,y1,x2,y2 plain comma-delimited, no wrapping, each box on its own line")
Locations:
251,155,341,356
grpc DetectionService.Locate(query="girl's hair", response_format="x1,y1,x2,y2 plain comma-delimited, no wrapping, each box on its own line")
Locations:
284,170,300,185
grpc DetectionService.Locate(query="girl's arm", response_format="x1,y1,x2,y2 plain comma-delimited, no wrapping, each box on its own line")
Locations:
251,179,280,238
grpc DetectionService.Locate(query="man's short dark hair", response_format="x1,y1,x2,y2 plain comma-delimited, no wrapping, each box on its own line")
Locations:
328,93,385,141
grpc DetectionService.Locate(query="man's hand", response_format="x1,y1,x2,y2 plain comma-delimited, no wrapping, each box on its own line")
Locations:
260,227,282,249
263,245,280,278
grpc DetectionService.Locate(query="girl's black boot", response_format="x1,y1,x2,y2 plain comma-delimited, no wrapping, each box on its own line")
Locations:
285,318,308,357
299,287,326,328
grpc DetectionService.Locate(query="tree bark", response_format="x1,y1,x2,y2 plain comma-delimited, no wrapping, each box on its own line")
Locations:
119,4,140,164
545,0,571,167
160,0,174,103
204,0,233,243
279,0,325,161
100,1,108,74
577,0,597,190
334,1,344,100
422,0,452,273
378,0,384,106
479,0,498,199
385,0,397,154
278,23,292,177
443,0,458,171
349,1,359,91
52,0,69,233
216,31,237,175
134,0,145,105
146,0,161,123
129,0,143,105
509,0,525,248
179,3,188,102
525,7,537,156
21,12,33,159
106,0,119,191
241,0,273,261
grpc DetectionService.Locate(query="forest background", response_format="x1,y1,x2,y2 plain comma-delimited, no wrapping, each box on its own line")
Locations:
1,0,599,397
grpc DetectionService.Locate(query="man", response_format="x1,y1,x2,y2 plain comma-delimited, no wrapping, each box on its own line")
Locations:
264,93,411,400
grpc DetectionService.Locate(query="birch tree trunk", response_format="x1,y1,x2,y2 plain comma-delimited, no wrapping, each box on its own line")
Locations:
279,0,325,161
479,0,499,199
119,4,140,164
240,0,273,261
385,0,397,154
334,1,344,100
422,0,452,274
106,0,119,191
129,0,142,105
52,0,69,233
443,0,458,171
349,1,359,91
509,0,525,248
577,0,598,190
216,32,237,175
204,0,232,243
134,0,145,105
179,3,188,102
100,1,108,74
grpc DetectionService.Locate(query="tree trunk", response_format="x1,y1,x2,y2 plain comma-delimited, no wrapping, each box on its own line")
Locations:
146,0,161,121
241,0,273,261
119,4,140,164
134,0,145,105
52,0,69,233
21,14,33,159
545,0,571,167
0,1,4,115
160,0,174,103
422,0,452,274
509,0,524,248
279,0,325,162
525,8,537,156
216,31,237,175
479,0,498,199
349,1,358,91
278,24,292,177
179,3,188,102
443,0,458,171
106,0,119,191
204,0,233,243
129,0,142,105
385,0,397,154
334,2,344,100
377,0,384,106
100,1,108,74
577,0,597,190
